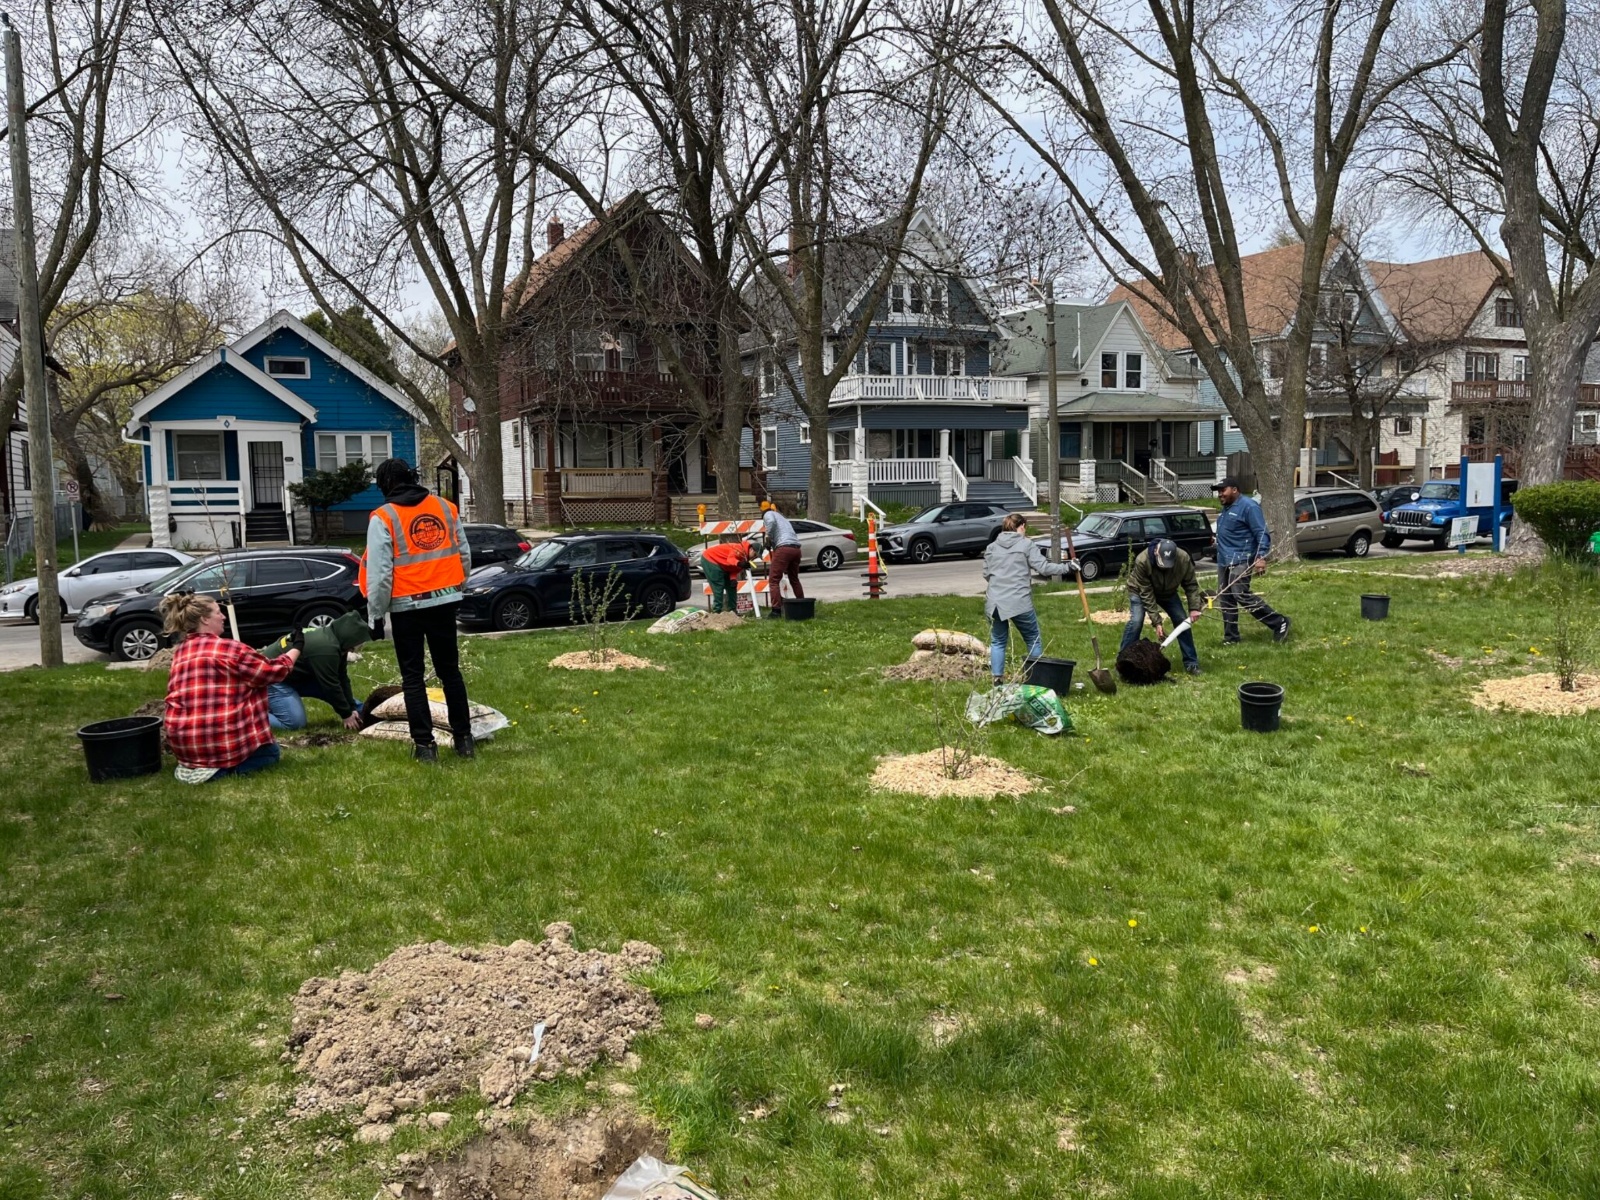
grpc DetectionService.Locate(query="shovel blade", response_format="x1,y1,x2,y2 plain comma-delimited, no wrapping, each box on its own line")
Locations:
1089,667,1117,694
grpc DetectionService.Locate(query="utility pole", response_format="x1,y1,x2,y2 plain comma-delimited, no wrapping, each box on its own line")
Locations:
1043,279,1062,563
4,14,62,665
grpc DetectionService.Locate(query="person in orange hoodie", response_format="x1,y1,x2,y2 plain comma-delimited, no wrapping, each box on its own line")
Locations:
699,539,753,613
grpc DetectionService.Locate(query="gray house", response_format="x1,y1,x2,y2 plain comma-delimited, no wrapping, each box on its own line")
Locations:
749,213,1032,513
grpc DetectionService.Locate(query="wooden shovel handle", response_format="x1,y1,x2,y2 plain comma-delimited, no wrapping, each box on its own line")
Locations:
1063,525,1094,623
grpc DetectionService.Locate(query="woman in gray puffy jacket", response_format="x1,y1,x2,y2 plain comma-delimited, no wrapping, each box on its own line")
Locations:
981,513,1072,685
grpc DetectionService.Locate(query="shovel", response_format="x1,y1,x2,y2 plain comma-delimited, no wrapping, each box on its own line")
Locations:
1064,525,1116,694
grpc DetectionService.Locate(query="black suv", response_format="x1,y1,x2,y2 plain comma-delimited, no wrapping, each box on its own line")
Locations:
456,532,691,631
464,523,532,567
1041,507,1216,581
73,548,366,661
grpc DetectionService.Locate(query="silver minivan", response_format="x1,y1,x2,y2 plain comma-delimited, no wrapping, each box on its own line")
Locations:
1293,487,1384,557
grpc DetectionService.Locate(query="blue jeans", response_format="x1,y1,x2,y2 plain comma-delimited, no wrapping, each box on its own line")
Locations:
214,742,282,779
267,683,307,731
1120,593,1199,668
989,609,1043,679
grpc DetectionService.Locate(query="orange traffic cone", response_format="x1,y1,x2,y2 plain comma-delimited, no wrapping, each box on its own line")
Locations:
863,514,887,598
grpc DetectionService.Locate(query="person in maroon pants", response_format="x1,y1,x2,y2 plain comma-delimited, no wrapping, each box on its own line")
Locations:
761,503,804,613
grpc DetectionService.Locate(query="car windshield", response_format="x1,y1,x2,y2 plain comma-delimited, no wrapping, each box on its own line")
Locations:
907,506,944,524
136,559,212,594
1075,514,1120,538
515,541,567,569
1419,482,1459,501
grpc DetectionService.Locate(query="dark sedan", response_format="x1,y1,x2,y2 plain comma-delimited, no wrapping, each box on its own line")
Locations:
464,523,532,567
73,548,367,661
456,532,691,631
1040,507,1215,581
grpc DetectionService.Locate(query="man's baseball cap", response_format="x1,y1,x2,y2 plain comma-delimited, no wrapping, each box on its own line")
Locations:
1212,476,1243,492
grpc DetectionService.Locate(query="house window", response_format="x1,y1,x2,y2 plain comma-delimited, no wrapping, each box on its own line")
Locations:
759,356,778,397
1101,352,1118,388
1123,352,1143,390
1059,422,1083,459
1495,298,1522,327
1575,413,1599,440
831,430,852,462
174,432,224,480
1512,355,1530,381
889,282,906,314
1263,343,1286,379
1394,416,1414,435
1307,344,1327,376
892,429,936,458
906,278,947,318
929,343,964,376
1318,289,1360,325
511,422,522,449
761,426,778,466
316,432,390,471
264,356,310,379
572,330,637,372
866,341,893,376
799,422,811,445
1465,352,1498,382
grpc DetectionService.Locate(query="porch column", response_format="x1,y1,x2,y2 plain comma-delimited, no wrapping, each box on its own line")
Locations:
1019,428,1031,463
1414,443,1432,483
851,425,869,509
1298,447,1314,487
542,423,562,527
1214,455,1228,484
651,422,669,523
1078,457,1096,503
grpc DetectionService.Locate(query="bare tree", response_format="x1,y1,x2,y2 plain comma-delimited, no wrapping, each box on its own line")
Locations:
970,0,1467,544
155,0,590,522
1390,0,1600,500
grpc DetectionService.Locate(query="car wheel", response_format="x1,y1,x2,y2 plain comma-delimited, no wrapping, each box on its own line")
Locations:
817,546,844,572
638,581,675,618
1431,534,1449,550
111,618,162,662
1077,556,1103,582
909,537,936,565
491,592,536,631
297,603,343,629
1345,530,1371,558
1381,532,1402,549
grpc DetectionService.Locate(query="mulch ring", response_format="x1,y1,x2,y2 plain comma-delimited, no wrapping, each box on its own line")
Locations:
548,650,662,672
1089,609,1130,626
871,749,1037,797
1471,673,1600,716
882,650,989,682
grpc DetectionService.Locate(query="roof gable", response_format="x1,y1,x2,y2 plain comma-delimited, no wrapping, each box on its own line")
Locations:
231,310,424,420
125,349,318,431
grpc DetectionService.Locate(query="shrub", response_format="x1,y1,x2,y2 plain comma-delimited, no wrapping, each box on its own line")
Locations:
288,462,373,539
1511,481,1600,558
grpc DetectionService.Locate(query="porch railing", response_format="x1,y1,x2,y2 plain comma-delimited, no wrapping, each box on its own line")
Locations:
868,457,940,484
829,461,852,486
986,456,1038,503
558,468,653,497
944,456,968,502
166,482,246,513
830,374,1029,405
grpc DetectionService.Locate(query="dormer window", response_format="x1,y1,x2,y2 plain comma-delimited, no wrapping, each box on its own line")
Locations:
890,276,947,319
1317,289,1360,325
1495,298,1522,327
265,356,310,379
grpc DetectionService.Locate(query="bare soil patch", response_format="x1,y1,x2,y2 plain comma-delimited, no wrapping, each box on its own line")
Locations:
871,749,1035,798
391,1109,665,1200
882,649,988,682
700,612,744,631
1471,673,1600,716
1089,609,1130,626
548,650,661,672
286,923,662,1123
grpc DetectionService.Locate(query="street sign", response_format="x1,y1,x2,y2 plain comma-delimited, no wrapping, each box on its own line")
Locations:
63,479,79,499
1464,462,1496,508
1448,515,1479,547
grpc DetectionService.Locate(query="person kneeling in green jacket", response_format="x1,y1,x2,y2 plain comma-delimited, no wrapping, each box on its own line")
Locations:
260,610,374,730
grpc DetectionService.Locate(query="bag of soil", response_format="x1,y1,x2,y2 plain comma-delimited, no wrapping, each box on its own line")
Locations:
964,683,1072,736
647,608,707,635
1116,638,1171,685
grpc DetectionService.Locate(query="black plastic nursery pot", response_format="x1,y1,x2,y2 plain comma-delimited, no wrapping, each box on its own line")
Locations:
1238,682,1284,733
781,598,816,621
1360,594,1390,621
1025,656,1076,695
78,715,164,782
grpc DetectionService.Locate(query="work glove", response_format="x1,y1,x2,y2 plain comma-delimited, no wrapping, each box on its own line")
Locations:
369,618,385,641
288,628,307,652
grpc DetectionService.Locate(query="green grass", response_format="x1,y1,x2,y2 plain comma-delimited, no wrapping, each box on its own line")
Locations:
7,522,150,579
4,560,1600,1198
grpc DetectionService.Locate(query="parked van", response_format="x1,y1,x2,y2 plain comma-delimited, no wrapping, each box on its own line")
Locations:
1292,487,1384,557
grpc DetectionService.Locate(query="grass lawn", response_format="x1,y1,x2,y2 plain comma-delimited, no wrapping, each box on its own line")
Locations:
3,558,1600,1198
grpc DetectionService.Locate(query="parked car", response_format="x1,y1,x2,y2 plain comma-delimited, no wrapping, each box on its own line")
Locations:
1376,483,1422,515
689,519,858,574
1383,478,1519,548
879,502,1013,564
1042,507,1215,581
1292,487,1384,557
0,547,194,621
456,532,691,631
73,547,366,661
463,523,532,567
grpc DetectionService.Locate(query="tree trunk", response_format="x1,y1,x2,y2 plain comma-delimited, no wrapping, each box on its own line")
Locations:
802,352,832,522
1349,410,1377,490
460,359,505,524
1520,321,1591,487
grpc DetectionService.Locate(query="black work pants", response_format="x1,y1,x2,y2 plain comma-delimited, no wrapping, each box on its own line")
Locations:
1217,563,1287,642
390,602,472,746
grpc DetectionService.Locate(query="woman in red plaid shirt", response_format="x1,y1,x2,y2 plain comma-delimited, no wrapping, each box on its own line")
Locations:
160,592,302,784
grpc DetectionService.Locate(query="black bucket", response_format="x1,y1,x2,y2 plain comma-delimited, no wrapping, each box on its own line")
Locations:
781,598,816,621
1360,594,1390,621
1025,656,1076,694
77,715,164,782
1238,682,1284,733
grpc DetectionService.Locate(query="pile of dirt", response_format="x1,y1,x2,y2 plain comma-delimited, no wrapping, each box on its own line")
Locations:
1089,609,1130,626
701,612,744,631
1471,673,1600,716
391,1110,666,1200
286,923,662,1125
871,749,1035,797
1115,638,1171,685
882,651,989,682
548,650,661,672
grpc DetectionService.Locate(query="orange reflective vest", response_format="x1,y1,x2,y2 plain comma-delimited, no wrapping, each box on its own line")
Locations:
358,494,467,599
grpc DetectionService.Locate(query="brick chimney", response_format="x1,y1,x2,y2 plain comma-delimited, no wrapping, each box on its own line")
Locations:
547,218,565,250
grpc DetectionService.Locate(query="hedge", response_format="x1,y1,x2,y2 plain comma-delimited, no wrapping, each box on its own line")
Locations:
1510,481,1600,557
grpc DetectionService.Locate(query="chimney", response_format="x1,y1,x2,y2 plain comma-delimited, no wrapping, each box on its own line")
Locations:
547,218,565,250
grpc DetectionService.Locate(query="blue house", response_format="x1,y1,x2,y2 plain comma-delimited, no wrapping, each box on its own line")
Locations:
124,310,423,550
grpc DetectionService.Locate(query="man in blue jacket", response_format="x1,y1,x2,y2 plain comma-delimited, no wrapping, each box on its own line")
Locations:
1212,477,1290,644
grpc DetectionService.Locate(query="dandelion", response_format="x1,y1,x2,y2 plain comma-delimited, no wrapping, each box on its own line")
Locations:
1529,646,1541,656
593,690,599,695
1128,919,1138,928
1308,925,1319,933
1359,925,1368,933
1087,957,1099,967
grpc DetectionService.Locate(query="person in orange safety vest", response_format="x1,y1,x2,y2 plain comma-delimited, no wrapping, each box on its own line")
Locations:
698,539,752,613
361,458,475,763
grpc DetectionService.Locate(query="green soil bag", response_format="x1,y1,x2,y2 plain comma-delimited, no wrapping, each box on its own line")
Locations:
965,683,1072,736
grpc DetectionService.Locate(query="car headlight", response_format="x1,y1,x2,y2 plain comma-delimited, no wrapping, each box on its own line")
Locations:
466,586,495,595
0,581,29,595
81,602,119,619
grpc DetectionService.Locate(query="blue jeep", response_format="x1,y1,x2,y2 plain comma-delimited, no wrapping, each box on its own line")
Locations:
1382,478,1519,548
